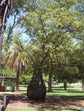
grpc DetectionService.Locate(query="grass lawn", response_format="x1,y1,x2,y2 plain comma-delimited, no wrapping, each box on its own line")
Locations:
5,84,84,111
18,84,84,100
6,84,27,91
5,107,83,111
47,84,84,100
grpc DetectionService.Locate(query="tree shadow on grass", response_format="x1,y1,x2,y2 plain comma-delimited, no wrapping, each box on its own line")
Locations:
60,95,84,100
0,95,83,111
48,88,84,100
38,108,80,111
47,93,84,100
52,88,82,93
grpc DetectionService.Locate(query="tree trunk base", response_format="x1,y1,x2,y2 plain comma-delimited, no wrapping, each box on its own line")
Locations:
47,89,53,92
64,82,67,90
27,78,46,101
82,81,84,93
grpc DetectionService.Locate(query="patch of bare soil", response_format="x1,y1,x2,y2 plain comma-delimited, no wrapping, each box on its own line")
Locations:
0,95,84,110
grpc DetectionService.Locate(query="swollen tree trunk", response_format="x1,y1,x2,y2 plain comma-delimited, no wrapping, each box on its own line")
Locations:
48,73,53,92
16,61,20,91
82,80,84,93
64,81,67,90
27,70,46,101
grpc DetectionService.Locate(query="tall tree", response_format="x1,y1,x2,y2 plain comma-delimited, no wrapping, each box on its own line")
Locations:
21,0,83,100
0,0,26,68
0,0,10,68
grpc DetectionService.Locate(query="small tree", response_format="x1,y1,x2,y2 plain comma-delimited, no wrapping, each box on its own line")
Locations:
56,65,79,90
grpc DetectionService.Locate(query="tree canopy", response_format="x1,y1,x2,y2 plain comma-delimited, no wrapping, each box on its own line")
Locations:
1,0,84,98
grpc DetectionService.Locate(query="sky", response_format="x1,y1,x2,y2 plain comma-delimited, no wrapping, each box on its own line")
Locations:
6,13,30,42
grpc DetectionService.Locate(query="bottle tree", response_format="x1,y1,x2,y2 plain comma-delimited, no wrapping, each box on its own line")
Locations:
20,0,83,100
26,45,46,101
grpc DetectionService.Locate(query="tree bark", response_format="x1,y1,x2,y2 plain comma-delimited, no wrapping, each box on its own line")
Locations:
24,61,27,74
0,5,3,68
64,81,67,90
48,73,53,92
16,60,20,91
0,26,3,68
0,0,9,68
27,70,46,101
82,80,84,93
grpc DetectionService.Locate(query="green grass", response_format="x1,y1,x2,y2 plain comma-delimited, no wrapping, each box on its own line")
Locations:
19,85,27,91
6,84,27,91
18,84,84,100
5,107,83,111
47,84,84,100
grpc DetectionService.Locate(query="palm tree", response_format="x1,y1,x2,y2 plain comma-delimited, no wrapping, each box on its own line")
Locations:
3,36,27,91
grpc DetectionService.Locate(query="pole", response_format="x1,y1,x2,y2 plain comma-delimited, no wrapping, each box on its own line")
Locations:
3,96,6,108
0,100,1,111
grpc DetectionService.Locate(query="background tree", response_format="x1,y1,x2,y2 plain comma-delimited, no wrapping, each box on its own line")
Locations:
3,35,27,91
0,0,26,68
71,40,84,92
0,0,10,68
69,2,84,92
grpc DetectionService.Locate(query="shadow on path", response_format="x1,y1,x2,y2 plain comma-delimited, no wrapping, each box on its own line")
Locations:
0,95,84,110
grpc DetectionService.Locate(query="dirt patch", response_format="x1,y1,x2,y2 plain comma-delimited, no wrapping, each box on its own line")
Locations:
0,95,84,110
